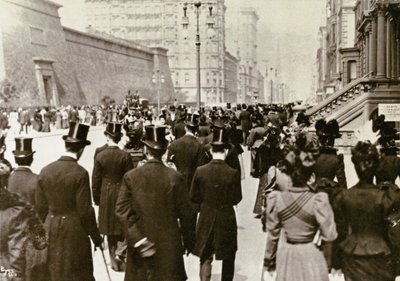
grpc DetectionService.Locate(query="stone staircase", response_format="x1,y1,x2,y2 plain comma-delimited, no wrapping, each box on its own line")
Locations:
306,75,371,127
306,74,400,146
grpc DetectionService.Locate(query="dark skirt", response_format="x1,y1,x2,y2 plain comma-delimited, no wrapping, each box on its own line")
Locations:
342,254,395,281
253,173,268,215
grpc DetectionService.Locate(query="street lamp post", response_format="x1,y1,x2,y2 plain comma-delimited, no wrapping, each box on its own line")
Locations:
152,70,165,120
182,1,215,109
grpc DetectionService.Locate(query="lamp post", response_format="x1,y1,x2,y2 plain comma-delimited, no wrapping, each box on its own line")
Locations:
182,1,215,109
152,70,165,120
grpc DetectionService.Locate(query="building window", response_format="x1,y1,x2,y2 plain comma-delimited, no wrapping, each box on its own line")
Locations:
185,73,190,85
30,27,47,46
348,60,357,82
175,72,179,86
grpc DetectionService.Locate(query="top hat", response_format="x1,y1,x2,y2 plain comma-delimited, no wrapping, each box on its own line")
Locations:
141,125,168,150
227,103,231,109
62,122,91,146
13,137,35,158
104,122,123,138
211,127,229,147
186,112,200,127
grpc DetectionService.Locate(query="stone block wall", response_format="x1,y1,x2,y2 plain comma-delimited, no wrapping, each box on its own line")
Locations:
0,0,174,107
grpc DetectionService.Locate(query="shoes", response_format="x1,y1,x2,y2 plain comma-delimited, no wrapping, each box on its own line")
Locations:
254,214,262,219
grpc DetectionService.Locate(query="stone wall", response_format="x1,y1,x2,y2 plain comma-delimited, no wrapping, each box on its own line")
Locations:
0,0,173,107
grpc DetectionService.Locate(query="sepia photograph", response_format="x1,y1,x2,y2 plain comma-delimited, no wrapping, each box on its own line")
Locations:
0,0,400,281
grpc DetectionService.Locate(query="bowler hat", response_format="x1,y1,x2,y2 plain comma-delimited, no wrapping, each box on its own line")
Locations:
62,122,91,146
141,125,168,150
13,137,35,158
186,112,200,127
211,127,229,147
104,122,123,138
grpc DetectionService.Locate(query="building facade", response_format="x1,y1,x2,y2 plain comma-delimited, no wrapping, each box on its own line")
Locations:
309,0,400,131
85,0,226,105
224,51,239,103
316,0,358,101
225,4,263,103
0,0,173,107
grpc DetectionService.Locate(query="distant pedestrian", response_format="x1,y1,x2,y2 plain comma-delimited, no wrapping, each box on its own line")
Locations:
92,122,133,271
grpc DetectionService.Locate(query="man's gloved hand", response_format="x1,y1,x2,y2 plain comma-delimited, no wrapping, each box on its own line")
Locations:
135,238,156,258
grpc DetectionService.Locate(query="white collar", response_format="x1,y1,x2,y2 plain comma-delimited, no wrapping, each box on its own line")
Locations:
185,132,195,137
62,151,78,160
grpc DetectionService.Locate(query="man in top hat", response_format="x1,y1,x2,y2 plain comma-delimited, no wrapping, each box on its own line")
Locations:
168,112,209,189
190,126,242,281
173,110,187,140
8,137,37,206
167,112,210,253
92,122,133,271
116,125,194,281
36,122,103,281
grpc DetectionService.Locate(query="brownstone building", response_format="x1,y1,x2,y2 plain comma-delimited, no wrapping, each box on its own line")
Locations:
309,0,400,130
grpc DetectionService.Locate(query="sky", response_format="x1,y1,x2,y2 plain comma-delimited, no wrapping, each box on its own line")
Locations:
53,0,326,101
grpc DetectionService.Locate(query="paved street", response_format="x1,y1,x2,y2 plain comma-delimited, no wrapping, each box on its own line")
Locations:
3,122,358,281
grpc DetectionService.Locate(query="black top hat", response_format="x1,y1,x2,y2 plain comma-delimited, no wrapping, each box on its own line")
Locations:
13,137,35,158
104,122,123,138
227,103,231,109
141,125,168,150
62,122,91,146
186,112,200,127
211,127,229,147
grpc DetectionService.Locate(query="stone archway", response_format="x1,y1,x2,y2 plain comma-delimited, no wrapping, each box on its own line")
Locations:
33,57,60,107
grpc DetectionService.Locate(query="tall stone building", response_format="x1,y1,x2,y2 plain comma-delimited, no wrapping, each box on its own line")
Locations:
315,0,357,101
226,3,263,103
85,0,226,105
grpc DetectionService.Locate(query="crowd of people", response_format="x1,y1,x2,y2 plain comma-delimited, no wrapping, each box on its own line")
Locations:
0,95,400,281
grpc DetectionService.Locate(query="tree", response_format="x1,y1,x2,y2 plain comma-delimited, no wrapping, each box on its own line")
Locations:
0,79,19,103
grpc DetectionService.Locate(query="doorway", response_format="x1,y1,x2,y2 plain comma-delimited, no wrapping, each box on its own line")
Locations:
43,75,52,105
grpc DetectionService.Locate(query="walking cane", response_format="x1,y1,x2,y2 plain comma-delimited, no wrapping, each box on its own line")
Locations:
100,248,113,281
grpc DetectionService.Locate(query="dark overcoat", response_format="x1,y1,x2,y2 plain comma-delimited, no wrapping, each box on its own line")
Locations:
115,159,194,281
239,110,251,133
92,146,133,235
167,134,209,189
36,156,102,281
173,121,186,139
8,167,38,206
376,152,400,184
190,159,242,260
314,147,347,189
333,182,397,279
